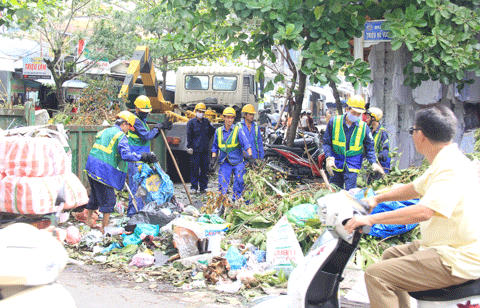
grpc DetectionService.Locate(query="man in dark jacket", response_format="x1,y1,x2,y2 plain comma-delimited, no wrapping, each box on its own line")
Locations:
186,103,215,194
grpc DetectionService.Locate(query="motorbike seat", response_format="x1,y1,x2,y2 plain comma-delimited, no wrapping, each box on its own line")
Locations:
409,278,480,301
293,138,314,148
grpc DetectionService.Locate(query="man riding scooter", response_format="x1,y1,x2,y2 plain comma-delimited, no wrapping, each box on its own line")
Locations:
345,105,480,308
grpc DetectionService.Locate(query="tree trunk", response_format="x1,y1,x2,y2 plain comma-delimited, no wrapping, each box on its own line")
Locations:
329,79,343,115
285,70,307,147
162,69,167,99
55,83,65,111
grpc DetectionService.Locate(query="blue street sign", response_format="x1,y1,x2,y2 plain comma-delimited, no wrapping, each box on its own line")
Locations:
364,20,391,41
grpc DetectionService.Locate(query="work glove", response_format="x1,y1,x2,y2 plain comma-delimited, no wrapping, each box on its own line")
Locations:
187,148,194,155
140,152,158,164
326,157,336,177
156,120,173,131
371,163,385,175
209,156,218,171
246,155,256,168
378,153,387,162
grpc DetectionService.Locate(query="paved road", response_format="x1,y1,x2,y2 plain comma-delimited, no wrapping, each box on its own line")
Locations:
58,264,243,308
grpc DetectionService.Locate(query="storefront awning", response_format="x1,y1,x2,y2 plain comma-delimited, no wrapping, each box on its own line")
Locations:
62,80,87,88
0,58,15,72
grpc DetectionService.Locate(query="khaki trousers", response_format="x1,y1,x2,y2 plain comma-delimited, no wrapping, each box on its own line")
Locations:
365,240,470,308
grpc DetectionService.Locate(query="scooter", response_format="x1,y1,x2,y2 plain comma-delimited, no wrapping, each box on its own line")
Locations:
0,186,77,307
252,191,480,308
0,223,77,308
252,190,371,308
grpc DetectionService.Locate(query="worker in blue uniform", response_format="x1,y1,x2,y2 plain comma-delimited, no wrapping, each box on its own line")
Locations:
186,102,215,194
323,95,384,191
237,104,264,161
210,107,255,211
126,95,172,217
85,111,157,233
366,107,391,182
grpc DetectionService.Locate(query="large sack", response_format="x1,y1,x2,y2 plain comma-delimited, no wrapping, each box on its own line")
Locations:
56,173,88,209
0,175,60,214
0,137,70,177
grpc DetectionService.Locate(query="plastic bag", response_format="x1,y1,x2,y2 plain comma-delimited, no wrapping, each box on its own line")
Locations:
368,199,419,238
133,163,173,205
225,246,247,270
173,227,199,258
122,223,159,246
215,279,243,293
173,217,230,240
126,201,178,231
197,214,225,224
66,226,82,245
285,203,318,227
266,215,304,275
129,253,155,268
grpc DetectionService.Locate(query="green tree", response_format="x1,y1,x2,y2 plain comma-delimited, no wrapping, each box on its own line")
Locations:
163,0,372,146
87,1,231,98
378,0,480,90
0,0,59,30
22,0,108,110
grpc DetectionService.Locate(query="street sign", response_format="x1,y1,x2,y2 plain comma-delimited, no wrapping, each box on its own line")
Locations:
364,20,391,42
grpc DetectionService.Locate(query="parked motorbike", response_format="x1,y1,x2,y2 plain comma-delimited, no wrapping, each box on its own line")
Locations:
0,223,77,307
264,133,326,178
252,191,480,308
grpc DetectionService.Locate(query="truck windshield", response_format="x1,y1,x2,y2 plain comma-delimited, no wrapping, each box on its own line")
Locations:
185,75,208,90
212,76,237,91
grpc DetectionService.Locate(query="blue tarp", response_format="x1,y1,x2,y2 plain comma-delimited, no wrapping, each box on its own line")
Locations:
353,189,419,238
133,162,174,205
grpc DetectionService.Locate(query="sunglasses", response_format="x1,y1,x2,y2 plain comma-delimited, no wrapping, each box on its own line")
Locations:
408,126,421,135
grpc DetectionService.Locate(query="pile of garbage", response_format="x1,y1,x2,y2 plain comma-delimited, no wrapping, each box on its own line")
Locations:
58,161,425,300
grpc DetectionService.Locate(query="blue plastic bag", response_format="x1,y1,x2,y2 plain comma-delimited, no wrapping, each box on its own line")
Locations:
254,250,266,263
225,246,247,270
368,199,419,238
133,163,174,205
122,223,160,246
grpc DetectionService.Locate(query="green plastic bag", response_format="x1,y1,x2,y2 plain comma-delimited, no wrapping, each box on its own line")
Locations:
285,203,318,227
197,214,225,224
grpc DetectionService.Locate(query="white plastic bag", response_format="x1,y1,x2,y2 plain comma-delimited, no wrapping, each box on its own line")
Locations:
129,253,155,268
266,215,304,275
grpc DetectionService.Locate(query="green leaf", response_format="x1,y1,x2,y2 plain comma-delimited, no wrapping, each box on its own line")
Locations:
331,2,341,14
286,23,295,36
314,5,325,20
391,39,403,51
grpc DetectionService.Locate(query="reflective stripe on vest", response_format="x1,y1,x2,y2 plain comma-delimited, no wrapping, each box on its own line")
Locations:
127,115,151,147
218,126,240,153
332,115,366,156
373,126,387,154
237,122,259,153
92,130,124,154
331,115,366,173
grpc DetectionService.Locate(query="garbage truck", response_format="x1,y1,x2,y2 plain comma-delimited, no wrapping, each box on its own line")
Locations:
118,46,259,180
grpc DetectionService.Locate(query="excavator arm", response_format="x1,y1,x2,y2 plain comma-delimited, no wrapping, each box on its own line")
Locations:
118,46,174,113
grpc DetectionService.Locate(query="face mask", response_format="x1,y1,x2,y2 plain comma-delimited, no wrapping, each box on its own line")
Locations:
346,112,360,123
138,112,148,119
196,112,204,119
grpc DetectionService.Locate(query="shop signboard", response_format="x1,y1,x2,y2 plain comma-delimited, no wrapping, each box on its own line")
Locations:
22,57,52,79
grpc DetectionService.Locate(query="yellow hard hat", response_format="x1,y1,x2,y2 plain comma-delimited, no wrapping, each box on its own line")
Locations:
368,107,383,121
116,111,136,126
346,95,366,113
222,107,236,117
194,103,206,112
134,95,152,112
241,104,256,114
